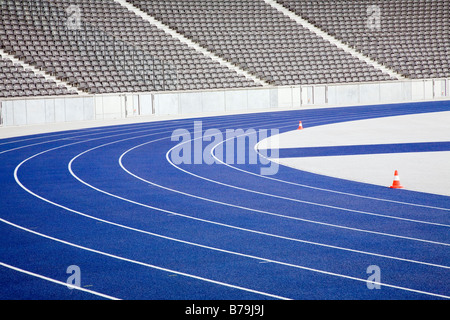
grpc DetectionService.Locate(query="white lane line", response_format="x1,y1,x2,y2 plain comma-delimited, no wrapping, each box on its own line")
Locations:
0,219,289,300
9,114,450,299
0,261,120,300
5,211,449,300
57,117,450,248
8,112,450,248
0,109,285,153
47,114,449,246
252,133,450,211
165,132,450,229
0,120,178,157
212,132,450,221
116,146,450,269
8,117,307,299
0,128,105,146
69,126,450,267
160,110,450,213
5,176,450,301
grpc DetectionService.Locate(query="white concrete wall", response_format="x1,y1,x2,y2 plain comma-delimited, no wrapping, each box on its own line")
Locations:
434,79,447,98
277,87,295,108
153,87,277,115
179,91,202,114
359,83,380,104
301,86,315,105
202,91,225,113
314,85,326,105
154,92,179,115
224,90,248,112
248,88,271,110
324,79,449,108
95,95,124,120
139,93,154,115
1,78,449,127
1,96,95,126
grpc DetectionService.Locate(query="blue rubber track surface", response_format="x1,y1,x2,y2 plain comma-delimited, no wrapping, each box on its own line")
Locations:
0,101,449,300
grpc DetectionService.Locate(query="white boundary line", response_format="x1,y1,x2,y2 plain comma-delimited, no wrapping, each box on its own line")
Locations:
4,211,448,300
115,143,450,268
165,131,450,229
0,112,267,155
12,114,450,246
9,118,299,299
18,131,450,298
162,108,450,212
3,109,448,232
0,219,288,300
12,155,450,299
54,113,450,242
58,117,450,267
212,130,450,216
0,261,119,300
4,110,450,299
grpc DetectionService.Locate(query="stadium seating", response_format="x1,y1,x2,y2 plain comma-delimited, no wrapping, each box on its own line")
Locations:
277,0,450,79
0,57,75,98
0,0,258,95
128,0,394,86
0,0,448,99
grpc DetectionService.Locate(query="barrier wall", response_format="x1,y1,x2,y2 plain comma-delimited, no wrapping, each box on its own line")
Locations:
0,96,94,127
1,78,449,127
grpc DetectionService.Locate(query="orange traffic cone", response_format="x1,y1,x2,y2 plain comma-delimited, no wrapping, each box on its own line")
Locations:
390,170,403,189
297,121,303,130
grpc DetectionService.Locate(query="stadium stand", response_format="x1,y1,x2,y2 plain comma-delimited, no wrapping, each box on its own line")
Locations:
0,0,448,98
0,57,75,98
0,0,259,95
128,0,395,86
277,0,450,79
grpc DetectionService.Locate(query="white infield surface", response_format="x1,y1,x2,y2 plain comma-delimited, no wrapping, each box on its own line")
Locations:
259,111,450,197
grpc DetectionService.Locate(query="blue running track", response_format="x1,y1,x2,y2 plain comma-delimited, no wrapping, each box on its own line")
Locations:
0,101,449,300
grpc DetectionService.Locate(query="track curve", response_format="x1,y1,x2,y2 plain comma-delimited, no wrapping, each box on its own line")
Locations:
1,101,449,300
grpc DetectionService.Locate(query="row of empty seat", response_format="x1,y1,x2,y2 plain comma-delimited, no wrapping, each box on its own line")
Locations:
0,0,448,99
277,0,449,79
129,0,394,87
0,0,258,96
0,57,76,98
